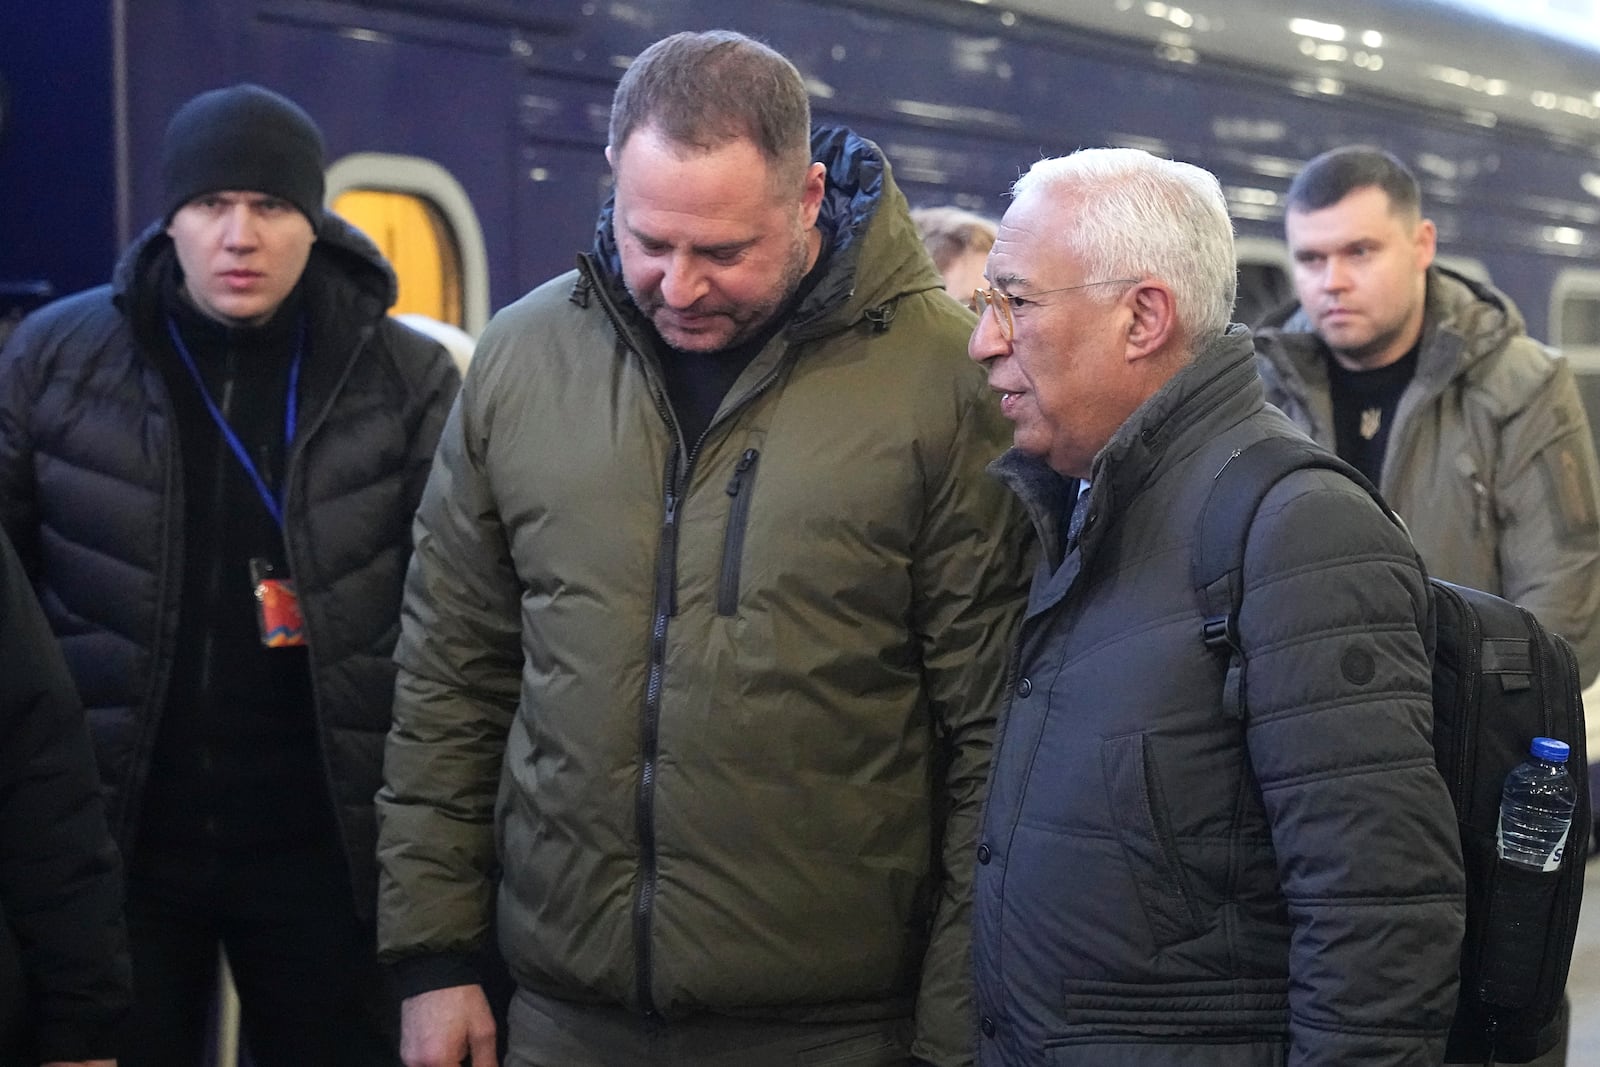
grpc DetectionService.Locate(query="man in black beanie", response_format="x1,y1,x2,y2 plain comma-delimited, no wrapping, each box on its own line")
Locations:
0,83,460,1066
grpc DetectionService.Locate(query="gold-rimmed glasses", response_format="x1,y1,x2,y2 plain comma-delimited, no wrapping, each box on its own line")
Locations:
970,278,1139,340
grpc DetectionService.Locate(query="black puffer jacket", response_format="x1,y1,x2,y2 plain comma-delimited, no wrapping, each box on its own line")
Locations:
0,216,459,919
974,329,1465,1066
0,526,129,1064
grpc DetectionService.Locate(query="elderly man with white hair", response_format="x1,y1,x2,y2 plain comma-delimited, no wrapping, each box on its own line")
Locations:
965,148,1465,1066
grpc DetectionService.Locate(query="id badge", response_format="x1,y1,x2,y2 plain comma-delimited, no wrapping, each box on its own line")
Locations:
250,558,306,648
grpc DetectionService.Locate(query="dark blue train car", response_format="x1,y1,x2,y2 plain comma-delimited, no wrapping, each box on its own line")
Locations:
9,0,1600,347
5,0,1600,741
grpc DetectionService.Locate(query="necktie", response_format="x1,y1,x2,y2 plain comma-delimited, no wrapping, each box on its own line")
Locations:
1066,488,1092,549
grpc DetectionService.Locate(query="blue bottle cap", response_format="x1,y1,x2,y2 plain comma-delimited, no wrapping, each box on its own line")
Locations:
1531,737,1570,763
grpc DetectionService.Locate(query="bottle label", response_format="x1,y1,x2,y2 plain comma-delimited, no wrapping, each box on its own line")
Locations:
1497,820,1570,872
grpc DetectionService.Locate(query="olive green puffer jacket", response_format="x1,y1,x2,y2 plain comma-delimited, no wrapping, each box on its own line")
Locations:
376,128,1030,1066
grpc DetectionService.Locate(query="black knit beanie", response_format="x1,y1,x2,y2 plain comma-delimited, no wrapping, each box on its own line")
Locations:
161,84,325,226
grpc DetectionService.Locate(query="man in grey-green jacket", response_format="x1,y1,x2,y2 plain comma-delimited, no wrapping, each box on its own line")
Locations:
375,30,1030,1067
1255,146,1600,684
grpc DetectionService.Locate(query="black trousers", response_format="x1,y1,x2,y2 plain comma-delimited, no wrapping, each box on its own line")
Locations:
120,838,398,1067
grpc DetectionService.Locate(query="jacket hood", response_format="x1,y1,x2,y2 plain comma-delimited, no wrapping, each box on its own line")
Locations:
587,124,944,342
1257,265,1523,381
111,211,400,323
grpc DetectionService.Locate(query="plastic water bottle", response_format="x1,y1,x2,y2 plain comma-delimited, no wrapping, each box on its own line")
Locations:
1497,737,1577,872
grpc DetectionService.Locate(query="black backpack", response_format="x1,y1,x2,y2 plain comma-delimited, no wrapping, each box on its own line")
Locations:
1193,434,1591,1064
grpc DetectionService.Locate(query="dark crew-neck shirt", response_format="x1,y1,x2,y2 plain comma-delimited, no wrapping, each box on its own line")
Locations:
651,242,831,450
1327,341,1419,486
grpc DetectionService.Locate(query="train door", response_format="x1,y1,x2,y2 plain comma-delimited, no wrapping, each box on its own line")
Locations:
325,153,491,337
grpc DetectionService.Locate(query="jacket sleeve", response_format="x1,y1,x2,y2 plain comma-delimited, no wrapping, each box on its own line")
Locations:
0,319,43,570
1490,352,1600,685
907,382,1032,1067
0,525,131,1061
1240,470,1464,1067
374,355,523,987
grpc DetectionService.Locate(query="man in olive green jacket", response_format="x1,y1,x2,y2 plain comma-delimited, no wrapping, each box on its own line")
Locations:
1255,146,1600,685
376,31,1030,1067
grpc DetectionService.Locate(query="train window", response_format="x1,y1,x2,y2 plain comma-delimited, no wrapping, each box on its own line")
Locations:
1234,237,1291,327
324,153,490,336
334,190,463,326
1551,268,1600,373
1561,297,1600,356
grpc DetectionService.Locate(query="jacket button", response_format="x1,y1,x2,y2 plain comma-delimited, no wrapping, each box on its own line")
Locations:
981,1016,997,1038
977,844,991,864
1016,677,1032,698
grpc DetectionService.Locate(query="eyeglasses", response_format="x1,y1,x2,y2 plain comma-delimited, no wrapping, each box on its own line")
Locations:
970,278,1138,340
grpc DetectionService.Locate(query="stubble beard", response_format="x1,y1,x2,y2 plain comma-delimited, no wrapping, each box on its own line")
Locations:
634,221,814,356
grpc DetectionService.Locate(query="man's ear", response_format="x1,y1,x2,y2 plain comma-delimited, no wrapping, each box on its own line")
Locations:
604,144,615,169
799,161,826,229
1414,216,1437,273
1124,281,1176,362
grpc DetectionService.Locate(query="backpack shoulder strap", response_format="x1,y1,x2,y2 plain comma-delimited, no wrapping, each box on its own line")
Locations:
1193,435,1385,717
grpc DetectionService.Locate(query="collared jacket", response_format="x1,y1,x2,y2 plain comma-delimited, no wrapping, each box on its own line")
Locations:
1255,267,1600,683
0,527,129,1064
974,329,1465,1066
0,216,460,919
376,127,1030,1066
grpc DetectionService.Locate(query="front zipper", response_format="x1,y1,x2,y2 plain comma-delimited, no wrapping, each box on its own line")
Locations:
123,366,187,852
580,254,809,1015
281,318,383,912
717,448,761,616
576,259,686,1018
633,443,682,1018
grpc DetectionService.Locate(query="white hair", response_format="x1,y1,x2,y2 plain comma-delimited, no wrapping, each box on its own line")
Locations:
1012,148,1236,345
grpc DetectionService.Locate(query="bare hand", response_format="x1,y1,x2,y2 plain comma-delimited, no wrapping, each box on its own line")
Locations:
400,984,498,1067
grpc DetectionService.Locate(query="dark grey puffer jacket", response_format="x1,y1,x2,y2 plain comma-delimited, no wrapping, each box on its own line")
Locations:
0,216,460,919
974,329,1465,1066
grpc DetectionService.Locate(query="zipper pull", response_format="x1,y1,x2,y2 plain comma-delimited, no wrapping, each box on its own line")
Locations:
1455,454,1489,531
726,448,759,496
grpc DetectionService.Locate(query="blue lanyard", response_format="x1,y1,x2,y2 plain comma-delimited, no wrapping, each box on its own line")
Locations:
165,315,304,530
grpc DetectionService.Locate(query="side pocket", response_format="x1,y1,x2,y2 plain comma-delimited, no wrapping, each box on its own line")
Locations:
1477,859,1561,1009
717,448,761,617
1101,733,1205,947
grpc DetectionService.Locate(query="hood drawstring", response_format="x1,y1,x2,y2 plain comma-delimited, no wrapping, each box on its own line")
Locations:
864,300,897,333
569,276,593,308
